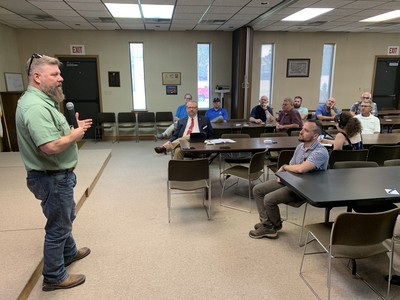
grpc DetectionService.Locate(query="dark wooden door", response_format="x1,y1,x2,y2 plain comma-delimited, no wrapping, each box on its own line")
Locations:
372,56,400,110
58,56,101,139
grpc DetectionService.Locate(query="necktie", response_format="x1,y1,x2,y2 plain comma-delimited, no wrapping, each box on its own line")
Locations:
186,118,194,135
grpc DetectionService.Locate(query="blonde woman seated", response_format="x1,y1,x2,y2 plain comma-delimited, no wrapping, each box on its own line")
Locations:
320,111,363,150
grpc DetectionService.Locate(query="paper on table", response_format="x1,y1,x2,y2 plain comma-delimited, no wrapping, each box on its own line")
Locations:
385,189,399,195
205,139,236,145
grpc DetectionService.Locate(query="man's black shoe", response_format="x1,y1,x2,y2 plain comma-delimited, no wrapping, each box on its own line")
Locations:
384,275,400,286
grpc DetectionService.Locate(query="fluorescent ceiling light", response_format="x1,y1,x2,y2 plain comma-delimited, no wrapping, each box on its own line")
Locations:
142,5,174,19
105,3,174,19
282,8,334,21
360,10,400,22
105,3,141,18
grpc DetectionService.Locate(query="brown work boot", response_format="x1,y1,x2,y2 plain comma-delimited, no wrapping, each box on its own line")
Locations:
42,274,86,291
65,247,91,267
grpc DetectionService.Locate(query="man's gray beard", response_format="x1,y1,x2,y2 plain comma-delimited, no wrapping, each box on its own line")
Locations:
43,85,65,103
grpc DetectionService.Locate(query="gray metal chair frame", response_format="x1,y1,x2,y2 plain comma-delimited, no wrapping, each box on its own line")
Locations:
220,150,267,213
94,112,116,143
300,208,400,300
219,134,252,176
167,159,211,222
117,112,136,142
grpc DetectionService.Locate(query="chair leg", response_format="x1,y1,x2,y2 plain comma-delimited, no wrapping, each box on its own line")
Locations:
298,203,308,247
167,186,171,223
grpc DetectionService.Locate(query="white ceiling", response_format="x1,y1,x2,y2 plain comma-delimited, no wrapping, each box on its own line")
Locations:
0,0,400,33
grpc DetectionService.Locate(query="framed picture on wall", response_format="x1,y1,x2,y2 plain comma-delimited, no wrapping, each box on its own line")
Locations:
166,85,177,95
286,59,310,77
4,72,24,91
162,72,181,85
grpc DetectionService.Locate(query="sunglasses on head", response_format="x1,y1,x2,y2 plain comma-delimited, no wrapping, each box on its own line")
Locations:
27,53,43,75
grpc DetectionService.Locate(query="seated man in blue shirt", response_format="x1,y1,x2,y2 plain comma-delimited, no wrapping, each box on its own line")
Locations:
249,95,275,124
155,93,192,139
249,120,329,239
315,97,340,121
205,97,228,123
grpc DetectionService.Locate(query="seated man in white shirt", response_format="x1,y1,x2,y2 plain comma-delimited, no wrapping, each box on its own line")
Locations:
354,98,381,134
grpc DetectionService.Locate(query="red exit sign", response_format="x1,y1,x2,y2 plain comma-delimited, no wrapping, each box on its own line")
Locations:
70,45,85,55
388,46,399,55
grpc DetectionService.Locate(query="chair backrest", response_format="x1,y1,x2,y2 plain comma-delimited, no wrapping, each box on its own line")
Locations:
156,111,173,123
221,133,250,139
333,161,379,169
328,149,368,169
288,129,301,136
168,159,209,182
367,145,400,166
138,112,155,123
260,132,288,137
240,126,265,137
331,208,400,247
277,150,295,168
97,112,116,124
118,112,136,123
384,159,400,166
249,151,267,173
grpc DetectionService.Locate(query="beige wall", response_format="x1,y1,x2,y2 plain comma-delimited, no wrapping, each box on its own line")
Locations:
12,29,232,114
252,31,400,112
0,24,22,92
1,23,399,116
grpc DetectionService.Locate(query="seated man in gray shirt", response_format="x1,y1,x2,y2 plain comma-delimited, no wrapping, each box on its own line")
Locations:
249,120,329,239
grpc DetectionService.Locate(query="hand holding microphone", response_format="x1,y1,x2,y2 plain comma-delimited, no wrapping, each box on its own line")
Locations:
66,102,79,128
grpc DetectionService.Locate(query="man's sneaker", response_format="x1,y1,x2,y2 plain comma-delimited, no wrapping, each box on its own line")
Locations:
65,247,91,267
249,224,278,239
42,274,86,291
155,133,164,140
254,222,282,231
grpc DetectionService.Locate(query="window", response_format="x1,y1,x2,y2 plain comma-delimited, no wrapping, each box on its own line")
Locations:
197,43,210,109
259,44,274,103
319,44,336,103
129,43,146,110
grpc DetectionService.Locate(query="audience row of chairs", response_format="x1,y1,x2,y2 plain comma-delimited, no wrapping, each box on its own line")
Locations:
94,111,173,143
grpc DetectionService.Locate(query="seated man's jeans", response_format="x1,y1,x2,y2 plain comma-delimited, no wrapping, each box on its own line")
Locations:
27,170,78,283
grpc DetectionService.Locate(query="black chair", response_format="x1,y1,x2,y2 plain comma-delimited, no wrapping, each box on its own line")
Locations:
117,112,136,142
137,112,156,142
95,112,116,143
220,133,252,172
155,111,173,135
367,145,400,166
261,132,288,179
328,149,368,169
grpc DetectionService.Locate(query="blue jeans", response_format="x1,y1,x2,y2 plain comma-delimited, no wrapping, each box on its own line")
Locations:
27,170,78,283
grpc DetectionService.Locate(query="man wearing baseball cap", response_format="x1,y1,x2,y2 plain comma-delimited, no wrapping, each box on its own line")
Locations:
205,97,228,123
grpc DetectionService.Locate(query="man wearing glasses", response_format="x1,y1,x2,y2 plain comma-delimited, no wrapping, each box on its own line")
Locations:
155,93,193,139
350,92,378,117
354,98,381,134
16,54,92,291
154,100,214,159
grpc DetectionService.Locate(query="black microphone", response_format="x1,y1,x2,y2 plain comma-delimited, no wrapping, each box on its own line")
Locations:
66,102,78,128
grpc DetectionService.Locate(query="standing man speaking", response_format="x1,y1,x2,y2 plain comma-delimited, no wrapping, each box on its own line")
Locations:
16,54,93,291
